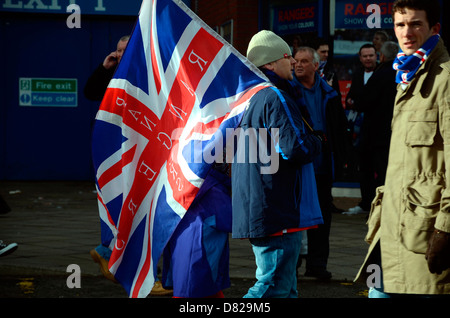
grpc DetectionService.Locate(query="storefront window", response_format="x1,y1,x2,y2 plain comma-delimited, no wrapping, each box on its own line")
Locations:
220,20,233,45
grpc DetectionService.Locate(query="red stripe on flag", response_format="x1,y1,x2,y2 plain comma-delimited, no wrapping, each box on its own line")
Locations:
150,21,162,94
100,88,162,141
109,25,226,274
131,201,154,298
97,145,137,189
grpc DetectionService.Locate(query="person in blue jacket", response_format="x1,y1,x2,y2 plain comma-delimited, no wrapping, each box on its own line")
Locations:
232,30,324,298
292,46,352,280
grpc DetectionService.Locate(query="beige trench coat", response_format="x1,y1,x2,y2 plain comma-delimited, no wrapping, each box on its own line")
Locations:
356,39,450,294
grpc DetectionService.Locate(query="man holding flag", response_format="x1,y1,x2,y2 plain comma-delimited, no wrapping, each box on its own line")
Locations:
91,0,273,298
232,30,323,298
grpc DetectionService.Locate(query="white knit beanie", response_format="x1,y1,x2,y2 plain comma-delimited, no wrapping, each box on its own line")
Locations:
246,30,291,67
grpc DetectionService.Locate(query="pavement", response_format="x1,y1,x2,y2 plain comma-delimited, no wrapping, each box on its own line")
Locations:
0,180,370,299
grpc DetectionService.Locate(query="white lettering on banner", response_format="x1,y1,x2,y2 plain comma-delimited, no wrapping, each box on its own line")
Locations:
56,95,75,102
23,0,47,9
188,51,208,72
116,97,127,107
94,0,105,11
157,132,173,150
344,18,365,25
169,104,187,120
115,239,125,250
168,154,184,192
138,161,157,181
129,109,141,121
140,116,157,132
3,0,22,9
128,198,138,216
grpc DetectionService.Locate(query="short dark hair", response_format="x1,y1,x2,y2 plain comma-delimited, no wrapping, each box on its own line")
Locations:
392,0,441,28
359,43,376,55
313,37,329,50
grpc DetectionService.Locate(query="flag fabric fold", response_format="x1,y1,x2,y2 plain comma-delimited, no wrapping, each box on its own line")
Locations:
91,0,269,298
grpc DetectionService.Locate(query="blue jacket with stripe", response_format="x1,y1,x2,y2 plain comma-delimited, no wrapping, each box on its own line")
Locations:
231,81,323,239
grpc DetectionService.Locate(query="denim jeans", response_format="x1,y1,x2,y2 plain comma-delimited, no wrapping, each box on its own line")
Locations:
244,231,302,298
369,272,450,298
369,285,450,298
96,244,112,260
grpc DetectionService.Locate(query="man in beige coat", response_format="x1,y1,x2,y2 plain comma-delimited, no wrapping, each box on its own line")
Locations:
356,0,450,297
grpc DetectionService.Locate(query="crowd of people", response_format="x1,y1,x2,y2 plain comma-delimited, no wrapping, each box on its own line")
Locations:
3,0,446,300
83,0,449,299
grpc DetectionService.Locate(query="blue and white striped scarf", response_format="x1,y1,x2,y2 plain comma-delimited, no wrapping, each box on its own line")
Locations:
393,34,440,85
318,60,327,78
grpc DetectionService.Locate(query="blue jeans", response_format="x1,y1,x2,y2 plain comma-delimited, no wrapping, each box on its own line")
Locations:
244,231,302,298
95,244,112,260
369,273,450,298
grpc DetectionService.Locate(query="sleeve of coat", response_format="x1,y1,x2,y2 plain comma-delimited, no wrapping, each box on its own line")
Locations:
437,62,450,233
84,64,115,101
263,89,322,165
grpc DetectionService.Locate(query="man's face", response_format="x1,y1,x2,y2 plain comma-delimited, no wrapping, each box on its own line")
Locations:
316,45,329,62
372,34,384,51
393,9,440,56
294,50,318,81
359,48,377,71
270,55,296,81
116,40,129,63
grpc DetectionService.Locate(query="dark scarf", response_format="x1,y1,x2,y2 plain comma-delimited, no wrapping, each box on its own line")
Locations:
393,34,440,85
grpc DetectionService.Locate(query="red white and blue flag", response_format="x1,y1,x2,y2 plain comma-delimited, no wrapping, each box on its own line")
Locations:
91,0,269,298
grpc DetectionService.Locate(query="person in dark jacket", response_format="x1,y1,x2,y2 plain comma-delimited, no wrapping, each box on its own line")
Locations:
232,30,323,298
292,46,353,280
84,35,129,101
86,34,173,296
313,38,342,101
357,41,399,212
345,44,378,213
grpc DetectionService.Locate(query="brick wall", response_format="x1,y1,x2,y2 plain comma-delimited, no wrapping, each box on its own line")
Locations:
193,0,259,55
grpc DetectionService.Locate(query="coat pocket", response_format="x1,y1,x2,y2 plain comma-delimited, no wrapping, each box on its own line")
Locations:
399,185,441,254
405,109,438,146
365,186,384,244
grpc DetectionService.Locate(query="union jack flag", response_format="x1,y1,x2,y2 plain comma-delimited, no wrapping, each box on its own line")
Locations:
91,0,270,298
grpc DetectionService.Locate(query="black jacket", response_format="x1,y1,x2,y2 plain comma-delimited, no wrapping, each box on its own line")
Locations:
359,61,397,149
84,63,115,101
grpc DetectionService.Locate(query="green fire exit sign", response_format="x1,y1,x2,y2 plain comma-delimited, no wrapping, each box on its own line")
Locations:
19,78,78,107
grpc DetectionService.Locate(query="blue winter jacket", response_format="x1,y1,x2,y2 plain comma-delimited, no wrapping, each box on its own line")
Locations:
231,82,324,239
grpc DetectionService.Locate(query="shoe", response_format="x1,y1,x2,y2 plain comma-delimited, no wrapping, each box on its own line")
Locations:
342,205,368,215
150,280,173,296
0,240,18,257
304,268,332,280
90,249,118,283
